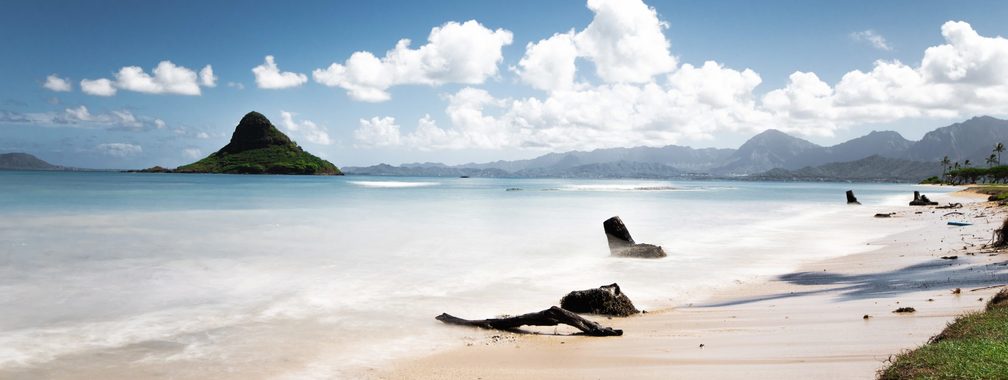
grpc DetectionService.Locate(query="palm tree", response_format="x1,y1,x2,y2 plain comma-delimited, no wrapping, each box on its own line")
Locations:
987,153,997,167
964,159,972,167
996,143,1005,165
942,156,952,176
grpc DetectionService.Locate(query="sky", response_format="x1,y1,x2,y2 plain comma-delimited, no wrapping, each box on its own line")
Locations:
2,0,1008,169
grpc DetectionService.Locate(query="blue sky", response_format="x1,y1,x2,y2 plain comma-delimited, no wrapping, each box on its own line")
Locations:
2,0,1008,168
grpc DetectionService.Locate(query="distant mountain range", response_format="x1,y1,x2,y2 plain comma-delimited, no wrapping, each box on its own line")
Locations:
344,116,1008,182
0,152,66,171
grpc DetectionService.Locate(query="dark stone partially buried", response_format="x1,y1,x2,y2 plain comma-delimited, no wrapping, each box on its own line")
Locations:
560,283,639,317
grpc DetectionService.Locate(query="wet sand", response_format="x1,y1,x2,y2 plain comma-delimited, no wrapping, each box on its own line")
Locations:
373,192,1008,379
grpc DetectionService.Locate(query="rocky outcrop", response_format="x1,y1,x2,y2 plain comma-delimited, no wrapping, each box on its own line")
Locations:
846,190,860,204
603,216,666,258
910,191,938,206
560,283,639,317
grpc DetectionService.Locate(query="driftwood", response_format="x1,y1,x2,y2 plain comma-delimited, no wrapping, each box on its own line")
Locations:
436,306,623,336
846,190,860,205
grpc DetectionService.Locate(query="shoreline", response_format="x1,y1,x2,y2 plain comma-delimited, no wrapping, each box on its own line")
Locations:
371,191,1008,379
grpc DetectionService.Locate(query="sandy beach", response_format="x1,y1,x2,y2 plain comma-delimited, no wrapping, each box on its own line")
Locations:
371,190,1008,379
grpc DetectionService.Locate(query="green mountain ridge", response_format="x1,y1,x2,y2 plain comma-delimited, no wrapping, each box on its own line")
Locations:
172,111,341,175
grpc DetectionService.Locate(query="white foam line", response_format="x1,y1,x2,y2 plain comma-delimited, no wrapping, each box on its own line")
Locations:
347,181,439,189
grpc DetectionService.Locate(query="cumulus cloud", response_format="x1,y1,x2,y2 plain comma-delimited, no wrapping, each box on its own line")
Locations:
252,55,307,89
515,31,579,91
80,78,117,96
573,0,677,83
850,30,893,51
313,20,513,102
43,74,72,92
114,61,201,95
199,65,217,87
371,17,1008,152
514,0,676,92
279,111,331,145
96,143,142,157
79,61,215,96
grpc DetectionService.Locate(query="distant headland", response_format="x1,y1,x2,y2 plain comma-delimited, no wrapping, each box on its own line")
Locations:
134,111,342,175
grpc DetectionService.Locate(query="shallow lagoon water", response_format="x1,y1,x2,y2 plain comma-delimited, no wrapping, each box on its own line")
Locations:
0,172,957,378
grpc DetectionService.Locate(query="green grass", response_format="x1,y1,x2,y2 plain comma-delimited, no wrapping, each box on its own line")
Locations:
878,289,1008,379
965,186,1008,202
176,145,341,175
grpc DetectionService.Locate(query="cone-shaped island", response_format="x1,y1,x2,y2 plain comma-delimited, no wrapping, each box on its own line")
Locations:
174,111,341,175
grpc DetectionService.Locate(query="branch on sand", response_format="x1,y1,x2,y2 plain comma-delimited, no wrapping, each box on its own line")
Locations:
436,306,623,337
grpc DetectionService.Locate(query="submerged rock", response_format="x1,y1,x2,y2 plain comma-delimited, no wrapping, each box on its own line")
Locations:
603,216,666,258
560,283,639,317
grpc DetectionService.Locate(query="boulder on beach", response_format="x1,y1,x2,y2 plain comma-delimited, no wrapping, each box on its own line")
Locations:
560,283,639,317
909,191,938,206
603,216,666,258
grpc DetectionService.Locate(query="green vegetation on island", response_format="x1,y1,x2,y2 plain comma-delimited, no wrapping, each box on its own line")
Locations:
150,111,341,175
879,289,1008,379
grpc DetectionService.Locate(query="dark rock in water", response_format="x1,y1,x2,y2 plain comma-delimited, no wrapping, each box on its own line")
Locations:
603,216,666,258
874,213,895,218
603,216,636,247
909,191,939,206
846,190,860,205
560,283,639,317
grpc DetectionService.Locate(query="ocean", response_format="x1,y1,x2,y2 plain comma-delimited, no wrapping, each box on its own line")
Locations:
0,171,957,378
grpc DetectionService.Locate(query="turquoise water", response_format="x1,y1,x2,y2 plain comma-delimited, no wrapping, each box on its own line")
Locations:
0,172,958,378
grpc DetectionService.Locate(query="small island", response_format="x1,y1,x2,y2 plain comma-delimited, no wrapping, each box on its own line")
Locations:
137,111,341,175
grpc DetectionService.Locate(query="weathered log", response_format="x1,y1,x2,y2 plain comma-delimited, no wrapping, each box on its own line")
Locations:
846,190,860,205
603,216,667,258
436,306,623,336
560,283,639,316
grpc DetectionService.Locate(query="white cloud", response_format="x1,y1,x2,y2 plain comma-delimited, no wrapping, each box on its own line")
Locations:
196,131,210,139
80,78,117,96
227,82,245,90
514,0,676,92
182,148,203,159
353,116,402,147
79,61,214,96
279,111,331,145
515,31,579,91
43,74,72,92
313,20,513,102
851,30,893,51
96,143,142,157
378,18,1008,152
114,61,201,95
154,119,167,129
199,65,217,87
252,55,307,89
574,0,676,83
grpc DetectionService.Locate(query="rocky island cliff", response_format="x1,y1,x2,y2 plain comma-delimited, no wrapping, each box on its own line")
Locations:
147,111,341,175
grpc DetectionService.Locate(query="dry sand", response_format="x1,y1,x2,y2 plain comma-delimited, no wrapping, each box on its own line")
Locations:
371,191,1008,380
